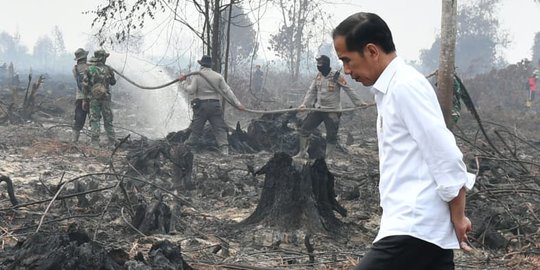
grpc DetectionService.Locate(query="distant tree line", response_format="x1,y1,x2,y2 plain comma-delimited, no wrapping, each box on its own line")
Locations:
0,26,72,75
418,0,540,76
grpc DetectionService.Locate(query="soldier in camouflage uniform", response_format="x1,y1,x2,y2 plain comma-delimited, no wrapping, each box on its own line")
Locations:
83,49,117,147
71,48,89,142
295,55,366,159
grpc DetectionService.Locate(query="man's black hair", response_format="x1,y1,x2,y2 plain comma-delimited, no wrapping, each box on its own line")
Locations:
332,12,396,54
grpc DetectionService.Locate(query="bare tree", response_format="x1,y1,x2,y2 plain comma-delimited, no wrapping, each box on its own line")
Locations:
268,0,324,82
437,0,457,129
51,26,66,58
91,0,247,72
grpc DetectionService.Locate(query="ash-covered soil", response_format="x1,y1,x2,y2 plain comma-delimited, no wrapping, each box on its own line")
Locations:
1,85,539,269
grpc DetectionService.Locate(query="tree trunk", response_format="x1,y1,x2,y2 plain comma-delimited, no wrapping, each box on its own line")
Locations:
211,0,222,72
204,0,211,56
223,0,233,81
242,153,345,233
437,0,457,129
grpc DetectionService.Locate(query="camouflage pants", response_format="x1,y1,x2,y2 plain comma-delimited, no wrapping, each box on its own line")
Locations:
89,99,115,142
299,111,341,144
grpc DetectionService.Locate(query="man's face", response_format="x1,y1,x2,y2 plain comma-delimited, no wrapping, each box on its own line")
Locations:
334,35,379,86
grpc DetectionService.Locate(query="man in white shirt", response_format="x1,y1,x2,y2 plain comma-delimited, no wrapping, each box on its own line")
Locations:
332,12,475,270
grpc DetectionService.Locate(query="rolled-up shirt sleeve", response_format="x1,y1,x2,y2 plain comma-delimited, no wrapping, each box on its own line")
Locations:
395,80,476,202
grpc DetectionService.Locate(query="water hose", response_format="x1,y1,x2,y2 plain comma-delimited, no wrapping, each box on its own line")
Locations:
112,68,374,114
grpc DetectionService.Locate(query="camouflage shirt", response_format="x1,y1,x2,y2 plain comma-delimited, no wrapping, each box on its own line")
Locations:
82,63,116,100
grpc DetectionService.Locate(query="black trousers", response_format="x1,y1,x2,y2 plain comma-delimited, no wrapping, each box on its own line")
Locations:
186,99,228,147
299,111,341,143
355,235,454,270
73,99,88,131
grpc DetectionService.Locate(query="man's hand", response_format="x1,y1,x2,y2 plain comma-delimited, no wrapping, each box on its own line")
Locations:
237,104,246,111
298,104,306,112
82,100,89,111
178,73,187,82
452,216,473,252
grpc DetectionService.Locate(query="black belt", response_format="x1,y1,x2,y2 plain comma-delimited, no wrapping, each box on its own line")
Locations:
199,99,220,103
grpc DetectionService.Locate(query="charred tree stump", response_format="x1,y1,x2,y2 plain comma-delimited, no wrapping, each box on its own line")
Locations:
127,142,165,176
169,143,194,190
242,152,346,233
229,122,257,154
131,192,172,235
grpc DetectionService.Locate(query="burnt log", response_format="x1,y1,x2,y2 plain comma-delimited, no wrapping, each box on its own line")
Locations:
126,142,166,176
3,230,122,270
167,123,257,154
169,143,194,190
147,240,193,270
242,152,345,233
166,113,326,156
124,240,193,270
245,112,325,157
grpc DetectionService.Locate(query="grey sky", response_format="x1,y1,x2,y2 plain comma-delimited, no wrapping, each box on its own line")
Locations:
0,0,538,63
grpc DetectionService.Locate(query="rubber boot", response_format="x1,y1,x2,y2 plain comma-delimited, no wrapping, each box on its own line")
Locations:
72,129,80,143
325,142,337,161
220,145,229,156
293,136,309,159
107,136,116,149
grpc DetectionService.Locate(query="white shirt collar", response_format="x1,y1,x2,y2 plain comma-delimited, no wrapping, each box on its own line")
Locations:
372,56,402,95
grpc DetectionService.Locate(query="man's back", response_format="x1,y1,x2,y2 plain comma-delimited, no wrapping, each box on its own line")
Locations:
188,67,226,100
84,63,115,100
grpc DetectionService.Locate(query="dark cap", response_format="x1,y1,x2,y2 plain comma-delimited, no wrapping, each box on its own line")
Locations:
197,55,212,67
316,55,330,66
74,48,89,60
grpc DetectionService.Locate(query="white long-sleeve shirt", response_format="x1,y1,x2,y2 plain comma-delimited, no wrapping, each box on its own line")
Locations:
371,57,475,249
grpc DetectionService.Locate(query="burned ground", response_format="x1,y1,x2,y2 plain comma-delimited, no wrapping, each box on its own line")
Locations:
1,66,540,269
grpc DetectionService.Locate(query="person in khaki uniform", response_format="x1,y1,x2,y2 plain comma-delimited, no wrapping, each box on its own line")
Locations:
294,55,365,159
82,49,117,147
71,48,89,142
178,55,245,155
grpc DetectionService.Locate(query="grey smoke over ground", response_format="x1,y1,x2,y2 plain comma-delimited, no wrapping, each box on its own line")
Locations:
107,54,191,139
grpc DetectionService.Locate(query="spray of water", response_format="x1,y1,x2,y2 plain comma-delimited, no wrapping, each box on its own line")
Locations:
106,54,191,139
